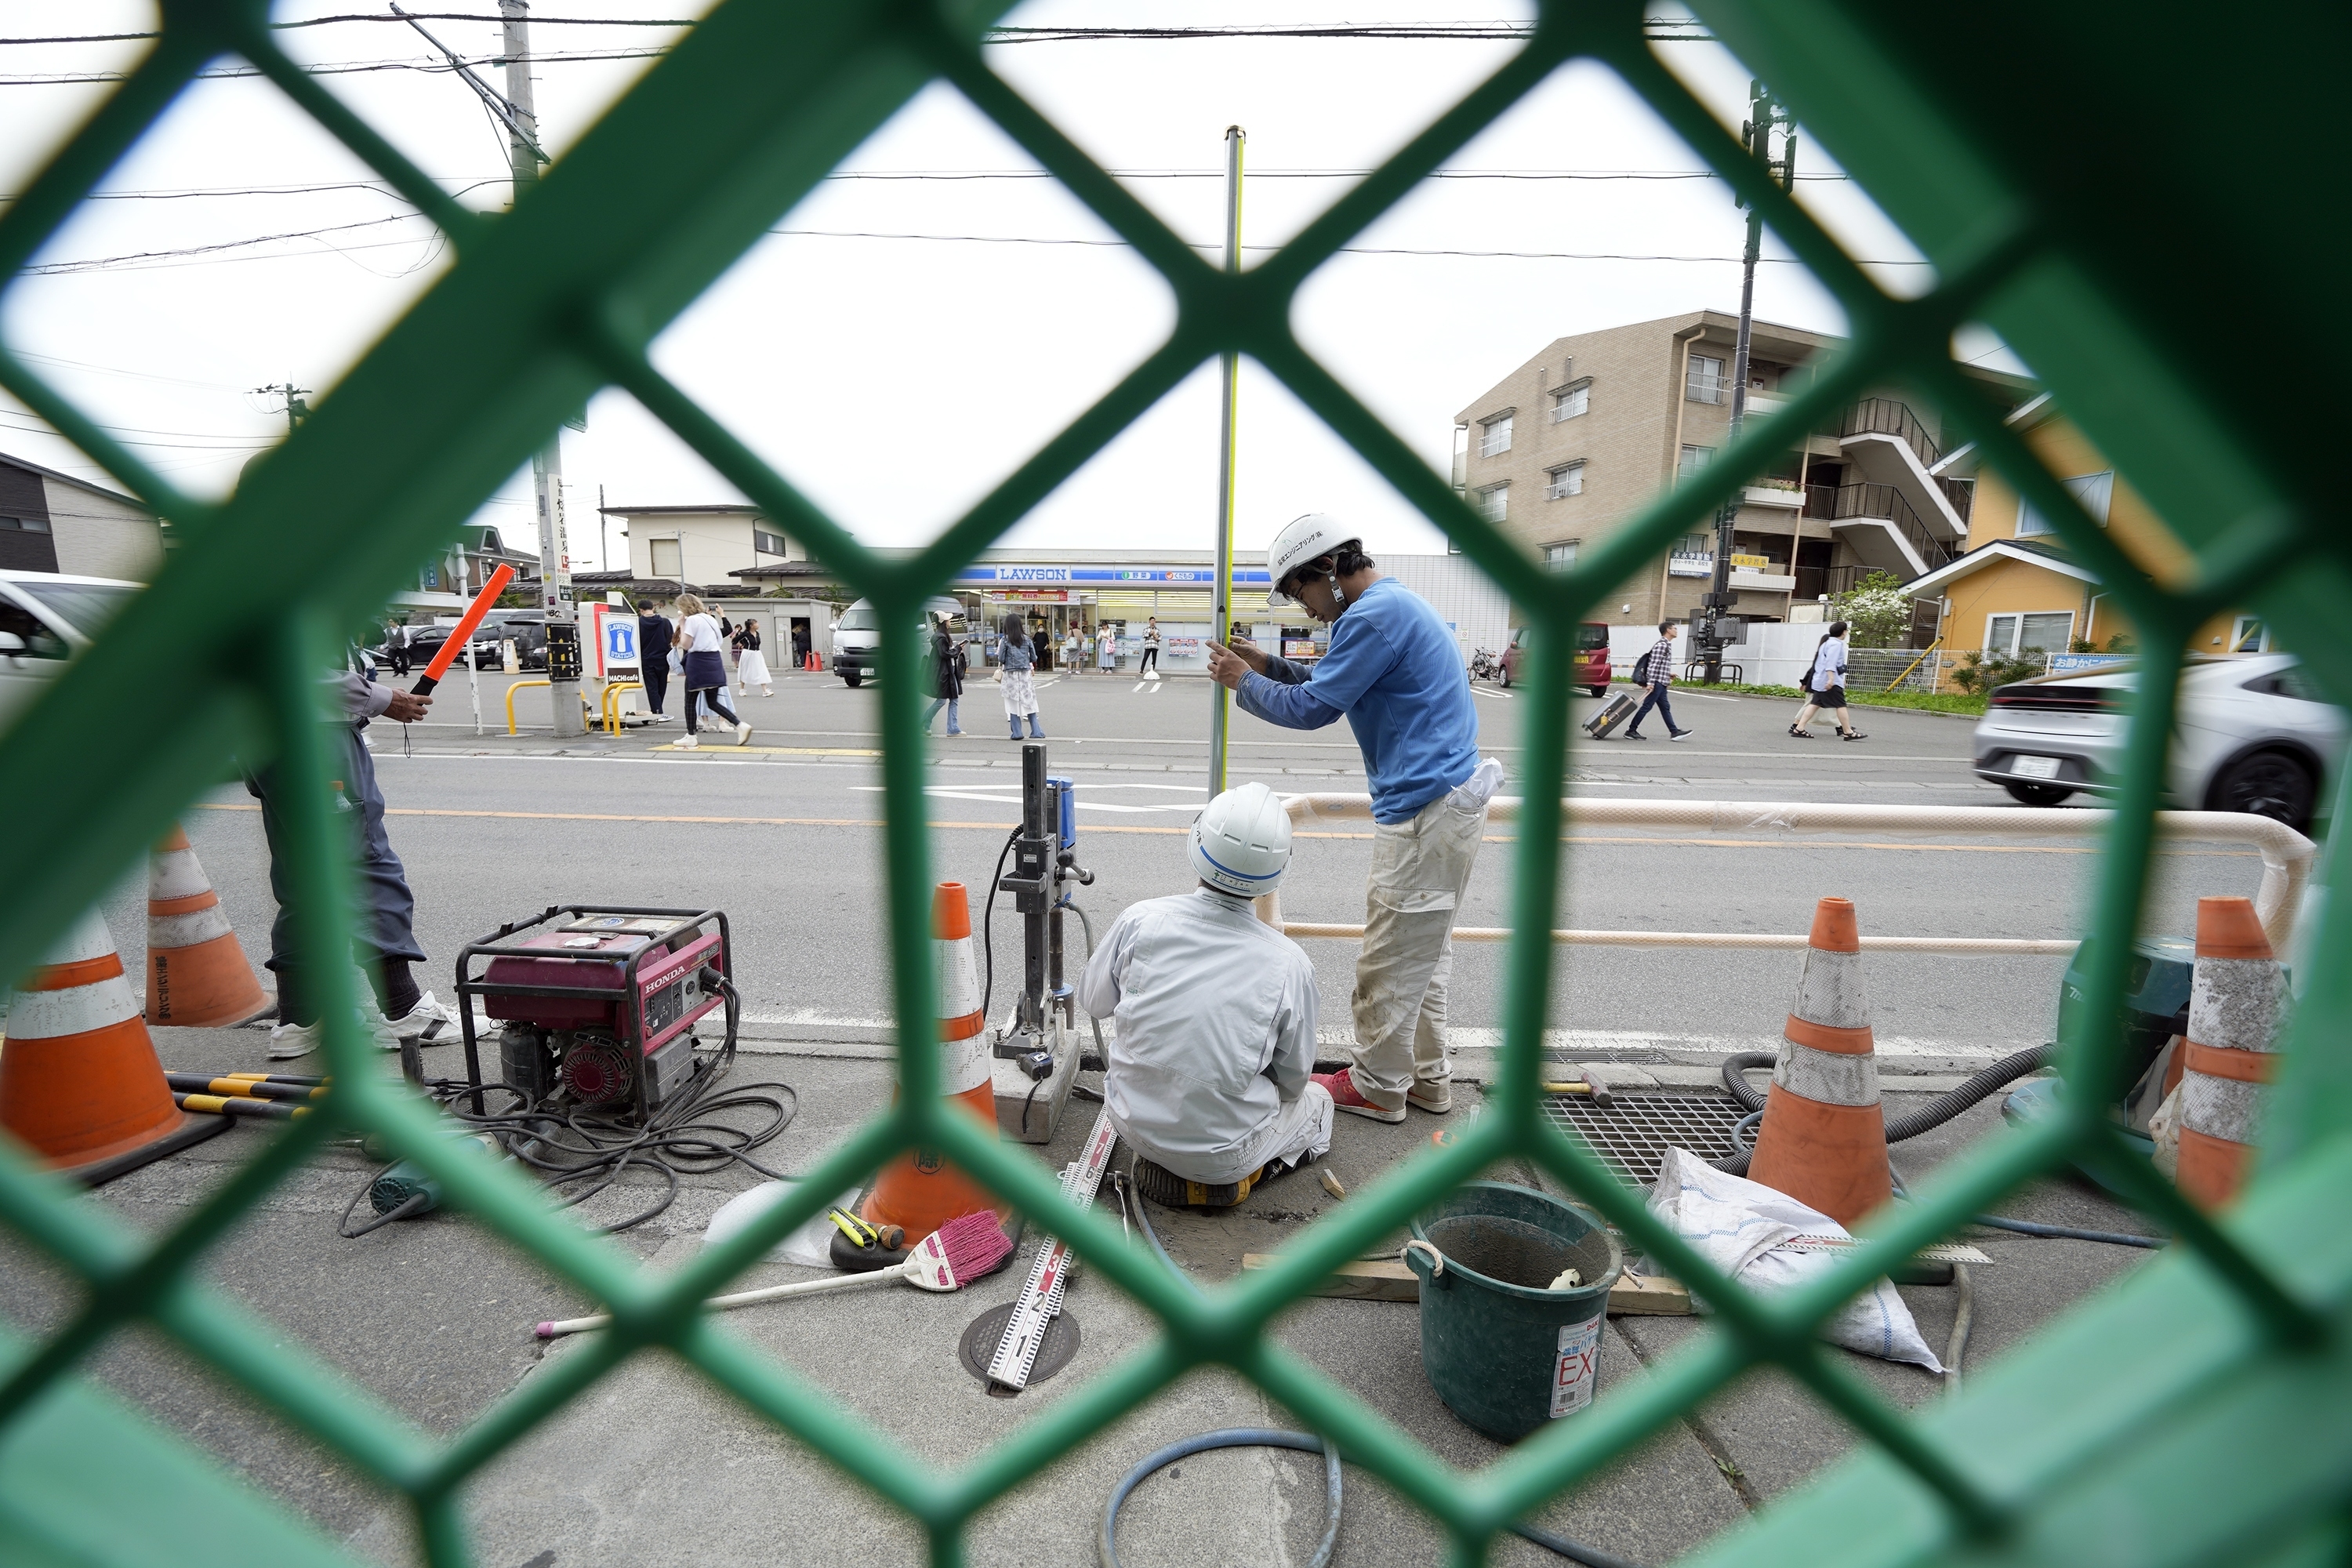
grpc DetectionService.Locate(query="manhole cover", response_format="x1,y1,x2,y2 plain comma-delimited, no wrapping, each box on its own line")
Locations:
1541,1091,1748,1186
959,1303,1082,1396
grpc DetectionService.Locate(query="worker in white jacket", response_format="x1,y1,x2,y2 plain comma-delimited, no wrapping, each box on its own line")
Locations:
1079,782,1334,1209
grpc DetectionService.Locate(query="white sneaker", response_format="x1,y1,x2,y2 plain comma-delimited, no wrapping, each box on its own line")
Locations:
676,734,699,750
267,1019,321,1060
735,720,754,746
383,990,459,1045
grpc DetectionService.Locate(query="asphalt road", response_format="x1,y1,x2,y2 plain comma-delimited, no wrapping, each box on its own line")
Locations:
8,662,2234,1566
127,665,2281,1062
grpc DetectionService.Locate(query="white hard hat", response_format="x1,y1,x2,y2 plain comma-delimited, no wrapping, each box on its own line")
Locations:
1263,513,1354,608
1189,782,1292,897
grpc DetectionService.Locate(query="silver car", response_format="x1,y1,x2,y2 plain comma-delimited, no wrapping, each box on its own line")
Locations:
0,570,142,734
1972,652,2343,829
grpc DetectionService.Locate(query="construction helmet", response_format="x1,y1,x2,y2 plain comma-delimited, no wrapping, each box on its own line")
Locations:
1189,782,1292,897
1263,513,1356,608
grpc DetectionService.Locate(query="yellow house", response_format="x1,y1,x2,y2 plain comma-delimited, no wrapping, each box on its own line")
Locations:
1905,395,2253,686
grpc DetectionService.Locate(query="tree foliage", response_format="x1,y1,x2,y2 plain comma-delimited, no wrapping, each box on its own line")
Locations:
1829,570,1915,648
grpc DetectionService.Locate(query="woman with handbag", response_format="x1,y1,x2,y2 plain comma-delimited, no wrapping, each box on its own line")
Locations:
997,613,1044,740
1790,621,1866,740
673,593,752,749
922,614,965,737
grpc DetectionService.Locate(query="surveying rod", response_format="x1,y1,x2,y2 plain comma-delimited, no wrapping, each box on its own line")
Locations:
1207,124,1244,795
411,564,515,695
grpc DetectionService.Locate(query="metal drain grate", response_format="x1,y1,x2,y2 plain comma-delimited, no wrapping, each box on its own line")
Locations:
1541,1091,1748,1187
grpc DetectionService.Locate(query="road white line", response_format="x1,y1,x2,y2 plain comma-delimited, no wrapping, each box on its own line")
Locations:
848,785,1200,813
1469,685,1515,701
1131,681,1149,693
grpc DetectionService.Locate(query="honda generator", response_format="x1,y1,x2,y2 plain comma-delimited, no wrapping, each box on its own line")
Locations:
452,906,735,1119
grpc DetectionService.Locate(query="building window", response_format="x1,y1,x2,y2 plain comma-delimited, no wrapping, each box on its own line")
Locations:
753,528,788,557
2231,615,2270,653
1986,611,2074,655
1479,412,1514,457
1545,462,1585,500
649,538,682,578
1551,381,1589,422
1686,354,1726,404
1542,540,1579,571
1476,482,1509,523
1677,444,1715,482
2016,470,2114,537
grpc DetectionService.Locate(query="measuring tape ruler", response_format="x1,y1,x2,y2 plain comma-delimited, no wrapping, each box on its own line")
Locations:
986,1107,1119,1392
1779,1236,1994,1264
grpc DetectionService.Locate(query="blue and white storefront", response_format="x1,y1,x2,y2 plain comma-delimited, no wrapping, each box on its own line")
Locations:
955,559,1278,673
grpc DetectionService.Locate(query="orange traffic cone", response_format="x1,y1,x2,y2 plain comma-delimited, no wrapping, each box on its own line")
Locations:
144,824,270,1028
863,883,1009,1233
1746,897,1892,1227
2,912,229,1181
2174,896,2287,1208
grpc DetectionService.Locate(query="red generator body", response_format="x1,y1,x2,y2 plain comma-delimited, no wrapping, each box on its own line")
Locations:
453,907,733,1117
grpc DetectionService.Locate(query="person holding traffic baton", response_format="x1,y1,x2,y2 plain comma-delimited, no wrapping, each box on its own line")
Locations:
1205,514,1504,1123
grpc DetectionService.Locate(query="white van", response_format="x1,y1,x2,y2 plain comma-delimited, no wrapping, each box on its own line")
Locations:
0,571,141,735
829,596,967,688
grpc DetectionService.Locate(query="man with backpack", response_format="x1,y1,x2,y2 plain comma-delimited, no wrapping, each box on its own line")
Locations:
1624,619,1693,741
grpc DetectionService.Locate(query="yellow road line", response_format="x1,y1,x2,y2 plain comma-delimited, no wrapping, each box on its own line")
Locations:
191,804,2251,855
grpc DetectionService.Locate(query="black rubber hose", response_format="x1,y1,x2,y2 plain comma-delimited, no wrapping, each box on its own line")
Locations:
1118,1157,1646,1568
1711,1044,2056,1175
980,825,1021,1025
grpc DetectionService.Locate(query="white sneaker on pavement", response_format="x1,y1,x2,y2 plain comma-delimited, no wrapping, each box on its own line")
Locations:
676,734,699,750
267,1019,321,1060
735,720,754,746
383,990,459,1045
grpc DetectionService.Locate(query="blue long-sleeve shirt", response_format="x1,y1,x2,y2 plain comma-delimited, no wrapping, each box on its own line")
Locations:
1235,577,1480,822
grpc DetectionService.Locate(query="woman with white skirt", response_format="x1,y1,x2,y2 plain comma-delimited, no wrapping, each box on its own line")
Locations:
732,617,773,696
998,614,1044,740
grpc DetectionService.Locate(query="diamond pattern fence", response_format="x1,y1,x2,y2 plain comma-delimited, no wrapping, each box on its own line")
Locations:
3,3,2351,1566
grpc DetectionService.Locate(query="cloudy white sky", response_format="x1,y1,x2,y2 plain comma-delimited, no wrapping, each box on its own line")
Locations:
0,2,2019,571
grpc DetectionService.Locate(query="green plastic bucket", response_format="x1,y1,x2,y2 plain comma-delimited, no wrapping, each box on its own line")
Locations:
1406,1181,1623,1442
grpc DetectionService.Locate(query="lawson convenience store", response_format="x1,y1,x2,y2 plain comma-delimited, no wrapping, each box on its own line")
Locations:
952,554,1280,673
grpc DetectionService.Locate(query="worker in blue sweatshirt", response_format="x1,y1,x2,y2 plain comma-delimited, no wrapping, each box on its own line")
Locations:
1206,514,1503,1124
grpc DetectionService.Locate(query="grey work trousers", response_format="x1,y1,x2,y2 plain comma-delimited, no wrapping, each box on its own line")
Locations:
1345,788,1490,1109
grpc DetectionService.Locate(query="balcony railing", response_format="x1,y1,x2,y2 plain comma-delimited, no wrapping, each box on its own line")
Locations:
1940,474,1975,522
1806,481,1955,575
1795,563,1872,602
1840,396,1942,470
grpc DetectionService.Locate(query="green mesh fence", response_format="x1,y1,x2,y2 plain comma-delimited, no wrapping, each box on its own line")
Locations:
4,3,2352,1566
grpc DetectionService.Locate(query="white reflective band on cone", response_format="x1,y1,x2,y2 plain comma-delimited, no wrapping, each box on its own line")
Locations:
148,848,215,903
2187,956,2289,1054
1772,1040,1881,1107
148,907,236,948
1790,948,1870,1030
945,1033,993,1095
40,913,119,969
935,935,981,1029
2182,1072,2267,1145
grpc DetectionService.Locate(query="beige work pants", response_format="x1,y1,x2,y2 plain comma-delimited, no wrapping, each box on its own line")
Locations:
1347,788,1489,1109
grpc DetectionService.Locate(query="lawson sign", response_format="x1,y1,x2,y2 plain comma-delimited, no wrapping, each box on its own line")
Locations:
959,564,1274,586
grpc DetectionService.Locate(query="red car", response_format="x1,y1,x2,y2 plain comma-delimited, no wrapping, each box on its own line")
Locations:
1497,622,1612,697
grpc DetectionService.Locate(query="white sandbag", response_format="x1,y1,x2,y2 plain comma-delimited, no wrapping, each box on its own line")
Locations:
1648,1147,1943,1373
703,1181,854,1269
2148,1083,2184,1181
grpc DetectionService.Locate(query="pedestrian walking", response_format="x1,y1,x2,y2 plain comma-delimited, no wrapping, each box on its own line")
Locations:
383,619,411,677
1623,619,1693,742
1206,514,1501,1123
673,592,751,749
1138,617,1161,678
923,613,965,737
636,599,673,720
732,617,773,696
998,612,1045,739
1790,620,1867,741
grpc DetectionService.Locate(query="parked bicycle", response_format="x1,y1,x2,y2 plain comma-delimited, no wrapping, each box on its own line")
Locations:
1468,646,1503,683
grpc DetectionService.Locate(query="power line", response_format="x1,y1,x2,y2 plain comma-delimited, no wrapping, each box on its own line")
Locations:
18,213,434,274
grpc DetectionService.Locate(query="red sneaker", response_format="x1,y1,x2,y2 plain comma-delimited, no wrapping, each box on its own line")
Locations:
1314,1069,1406,1124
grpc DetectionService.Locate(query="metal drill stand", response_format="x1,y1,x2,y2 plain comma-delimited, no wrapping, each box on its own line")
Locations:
992,742,1093,1143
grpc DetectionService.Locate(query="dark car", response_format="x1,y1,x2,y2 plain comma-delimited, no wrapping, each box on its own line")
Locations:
1498,622,1612,696
406,612,546,671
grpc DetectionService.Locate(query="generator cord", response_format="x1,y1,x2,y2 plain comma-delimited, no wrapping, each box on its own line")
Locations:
342,978,802,1236
1117,1154,1644,1568
980,825,1021,1025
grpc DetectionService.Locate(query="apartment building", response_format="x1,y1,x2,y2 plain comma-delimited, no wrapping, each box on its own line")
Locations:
0,450,164,580
603,503,811,589
1450,311,2031,632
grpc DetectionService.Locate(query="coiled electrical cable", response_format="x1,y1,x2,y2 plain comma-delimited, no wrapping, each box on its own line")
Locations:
979,824,1021,1024
341,978,801,1236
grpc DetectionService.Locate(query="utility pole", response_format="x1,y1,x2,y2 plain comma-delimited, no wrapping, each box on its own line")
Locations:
1700,81,1795,685
252,382,311,436
497,0,583,733
1208,125,1243,796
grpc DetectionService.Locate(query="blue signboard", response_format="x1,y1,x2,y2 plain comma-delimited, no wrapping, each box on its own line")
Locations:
604,615,638,669
954,564,1273,585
